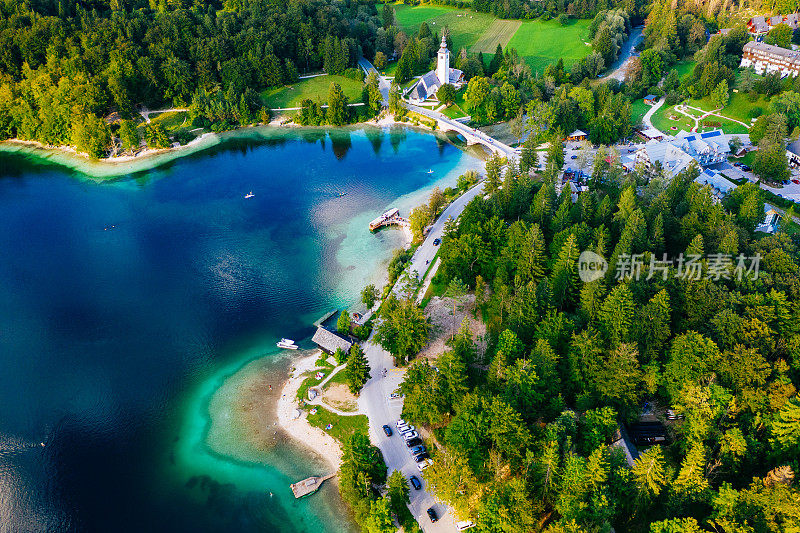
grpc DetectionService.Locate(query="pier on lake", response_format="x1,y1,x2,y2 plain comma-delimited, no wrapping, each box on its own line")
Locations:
290,474,336,498
369,208,409,231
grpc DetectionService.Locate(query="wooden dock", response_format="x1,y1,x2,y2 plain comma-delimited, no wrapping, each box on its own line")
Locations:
290,473,336,498
313,309,338,328
369,208,410,231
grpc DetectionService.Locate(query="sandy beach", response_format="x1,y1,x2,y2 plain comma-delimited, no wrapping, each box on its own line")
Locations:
276,351,343,471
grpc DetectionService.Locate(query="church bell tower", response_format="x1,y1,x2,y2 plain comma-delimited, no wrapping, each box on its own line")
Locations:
436,33,449,86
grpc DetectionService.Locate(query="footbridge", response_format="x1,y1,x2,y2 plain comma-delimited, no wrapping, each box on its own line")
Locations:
406,103,516,157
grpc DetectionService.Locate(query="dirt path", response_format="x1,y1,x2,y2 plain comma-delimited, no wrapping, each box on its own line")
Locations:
139,107,189,124
674,103,751,133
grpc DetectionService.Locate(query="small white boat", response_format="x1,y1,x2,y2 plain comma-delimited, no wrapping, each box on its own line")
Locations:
244,191,255,199
427,169,434,174
277,338,299,350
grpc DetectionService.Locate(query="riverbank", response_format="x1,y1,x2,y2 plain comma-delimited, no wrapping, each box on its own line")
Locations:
276,351,343,471
0,114,484,180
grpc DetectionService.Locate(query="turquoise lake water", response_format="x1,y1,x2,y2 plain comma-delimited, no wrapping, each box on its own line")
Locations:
0,126,481,531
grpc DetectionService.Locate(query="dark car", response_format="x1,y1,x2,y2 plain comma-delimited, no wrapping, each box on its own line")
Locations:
571,155,577,159
433,238,441,246
742,165,752,171
410,444,426,454
409,476,422,490
405,437,422,448
382,424,392,437
414,452,431,462
427,507,438,522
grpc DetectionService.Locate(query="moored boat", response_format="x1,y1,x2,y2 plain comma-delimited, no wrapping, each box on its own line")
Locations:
277,338,299,350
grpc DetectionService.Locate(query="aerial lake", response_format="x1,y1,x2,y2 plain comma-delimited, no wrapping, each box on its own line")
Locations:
0,126,481,532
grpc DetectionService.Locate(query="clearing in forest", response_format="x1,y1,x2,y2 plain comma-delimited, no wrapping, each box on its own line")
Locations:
471,19,522,53
505,19,592,73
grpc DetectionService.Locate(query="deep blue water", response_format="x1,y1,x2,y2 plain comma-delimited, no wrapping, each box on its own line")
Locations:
0,126,479,532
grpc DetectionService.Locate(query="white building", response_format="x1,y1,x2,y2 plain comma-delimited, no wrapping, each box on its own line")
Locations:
740,41,800,78
628,130,731,178
408,34,465,103
694,167,738,202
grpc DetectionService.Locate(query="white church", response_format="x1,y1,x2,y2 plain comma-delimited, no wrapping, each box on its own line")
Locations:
408,34,465,104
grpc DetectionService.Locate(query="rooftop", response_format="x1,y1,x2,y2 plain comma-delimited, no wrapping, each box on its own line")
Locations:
311,326,352,354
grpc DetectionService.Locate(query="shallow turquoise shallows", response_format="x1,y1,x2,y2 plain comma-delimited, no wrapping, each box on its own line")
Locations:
0,126,481,532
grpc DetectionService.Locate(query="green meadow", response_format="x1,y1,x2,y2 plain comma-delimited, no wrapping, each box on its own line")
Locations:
261,75,363,109
393,4,592,73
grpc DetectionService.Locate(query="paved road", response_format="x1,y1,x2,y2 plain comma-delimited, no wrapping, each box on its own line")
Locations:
357,175,487,533
358,339,457,532
358,57,392,103
393,179,486,297
642,97,665,133
603,26,643,82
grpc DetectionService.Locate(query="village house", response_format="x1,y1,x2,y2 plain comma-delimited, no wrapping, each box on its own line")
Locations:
566,129,588,141
747,13,800,35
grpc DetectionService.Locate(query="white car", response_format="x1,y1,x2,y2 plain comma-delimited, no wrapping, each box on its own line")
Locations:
456,521,476,531
398,425,416,435
403,430,419,440
417,458,433,471
395,419,406,427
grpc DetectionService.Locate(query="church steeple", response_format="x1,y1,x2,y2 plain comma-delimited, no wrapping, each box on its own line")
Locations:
436,31,450,86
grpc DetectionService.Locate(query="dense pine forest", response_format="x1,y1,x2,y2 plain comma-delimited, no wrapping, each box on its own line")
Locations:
377,156,800,531
0,0,384,154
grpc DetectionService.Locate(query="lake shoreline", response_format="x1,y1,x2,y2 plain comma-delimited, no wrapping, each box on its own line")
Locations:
0,114,471,180
275,351,343,472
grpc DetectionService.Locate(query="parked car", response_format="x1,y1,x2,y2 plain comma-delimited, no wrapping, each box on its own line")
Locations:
427,507,438,522
405,437,422,448
399,425,416,435
403,430,419,440
413,452,430,462
665,409,684,420
410,445,426,454
433,238,441,246
571,155,577,159
395,419,406,427
409,476,422,490
382,425,392,437
389,392,403,399
456,521,476,531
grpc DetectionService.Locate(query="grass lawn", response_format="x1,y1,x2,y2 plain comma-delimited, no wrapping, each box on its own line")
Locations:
395,4,590,73
504,19,592,73
261,75,363,109
381,61,398,77
690,91,768,125
472,19,522,53
672,60,696,81
443,103,468,119
322,368,349,389
736,151,756,167
651,104,695,133
306,406,368,444
394,4,496,52
630,99,649,126
697,116,749,134
150,111,189,132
